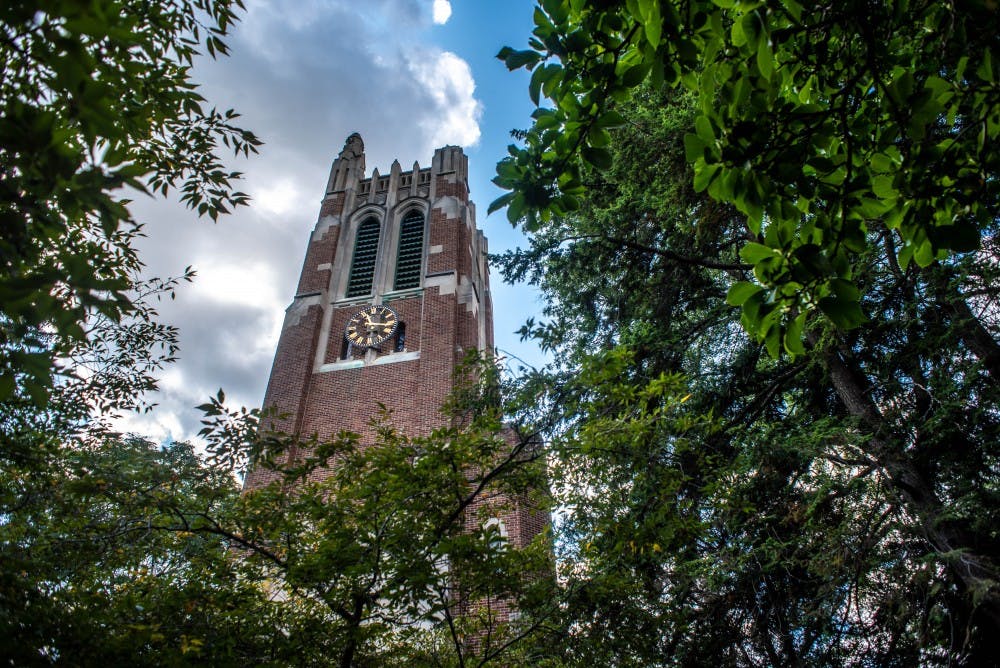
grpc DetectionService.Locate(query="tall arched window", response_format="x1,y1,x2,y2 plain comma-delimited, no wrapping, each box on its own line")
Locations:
393,210,424,290
345,217,380,297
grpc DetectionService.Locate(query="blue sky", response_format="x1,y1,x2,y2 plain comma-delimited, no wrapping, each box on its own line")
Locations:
121,0,547,441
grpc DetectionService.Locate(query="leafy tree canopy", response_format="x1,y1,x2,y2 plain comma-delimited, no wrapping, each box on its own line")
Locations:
0,0,261,405
492,0,999,355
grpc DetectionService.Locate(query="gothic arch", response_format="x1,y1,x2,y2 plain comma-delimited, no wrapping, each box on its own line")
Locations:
385,198,429,293
393,209,425,290
333,204,385,300
344,216,381,298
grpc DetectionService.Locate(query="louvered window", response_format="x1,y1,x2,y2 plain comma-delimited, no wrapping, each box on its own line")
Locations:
345,217,380,297
394,210,424,290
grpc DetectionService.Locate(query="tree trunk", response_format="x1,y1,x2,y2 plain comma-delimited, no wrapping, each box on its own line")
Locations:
818,342,1000,632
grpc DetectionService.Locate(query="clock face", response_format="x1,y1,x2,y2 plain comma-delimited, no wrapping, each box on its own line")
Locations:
345,304,399,349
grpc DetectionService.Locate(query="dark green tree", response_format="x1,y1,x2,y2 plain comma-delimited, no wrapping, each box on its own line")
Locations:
498,86,1000,665
204,357,556,667
0,435,288,666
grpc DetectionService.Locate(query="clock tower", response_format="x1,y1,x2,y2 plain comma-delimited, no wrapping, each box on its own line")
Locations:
245,132,544,553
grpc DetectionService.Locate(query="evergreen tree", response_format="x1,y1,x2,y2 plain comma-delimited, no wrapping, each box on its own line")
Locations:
499,86,1000,665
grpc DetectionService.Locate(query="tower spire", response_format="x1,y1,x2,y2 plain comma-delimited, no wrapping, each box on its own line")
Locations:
326,132,366,193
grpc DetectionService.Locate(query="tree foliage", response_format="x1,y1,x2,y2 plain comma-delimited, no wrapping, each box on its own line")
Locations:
0,0,261,405
493,0,999,355
229,357,555,667
1,355,555,666
233,413,553,665
497,85,1000,665
0,436,285,666
494,4,1000,658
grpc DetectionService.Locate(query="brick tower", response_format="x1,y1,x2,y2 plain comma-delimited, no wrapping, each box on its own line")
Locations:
245,133,543,554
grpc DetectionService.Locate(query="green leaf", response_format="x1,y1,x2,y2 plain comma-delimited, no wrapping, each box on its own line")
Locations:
558,193,580,212
727,281,762,306
756,37,774,80
488,192,515,216
975,48,993,82
828,278,860,303
595,110,627,129
779,0,803,22
621,63,651,88
589,128,612,148
684,133,708,162
731,13,747,47
639,0,662,48
739,242,777,264
872,175,896,200
740,290,767,333
506,193,526,225
694,115,715,142
914,240,936,267
529,63,546,105
503,49,542,71
934,222,980,253
582,146,613,170
764,324,781,358
897,243,915,268
692,162,719,192
784,313,806,356
818,296,867,329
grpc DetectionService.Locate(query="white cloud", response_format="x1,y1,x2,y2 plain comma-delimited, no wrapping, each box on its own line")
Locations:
190,262,281,310
432,0,452,24
409,50,482,148
253,178,304,216
113,409,186,446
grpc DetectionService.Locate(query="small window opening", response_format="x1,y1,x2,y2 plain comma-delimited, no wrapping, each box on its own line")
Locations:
393,322,406,353
484,518,508,551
